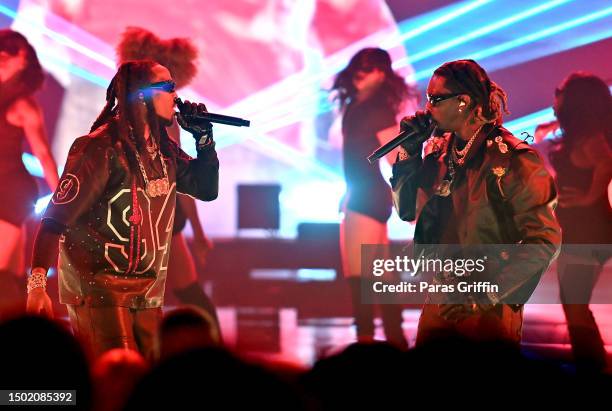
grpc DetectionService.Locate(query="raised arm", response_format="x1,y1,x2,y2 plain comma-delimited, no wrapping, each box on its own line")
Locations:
174,101,219,201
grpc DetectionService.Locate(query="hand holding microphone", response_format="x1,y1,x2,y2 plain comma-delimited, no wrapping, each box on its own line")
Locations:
367,110,435,163
399,110,436,157
175,98,214,143
175,97,250,128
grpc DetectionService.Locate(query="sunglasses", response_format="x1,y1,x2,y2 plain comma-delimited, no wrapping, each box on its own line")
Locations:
426,92,463,106
145,80,176,93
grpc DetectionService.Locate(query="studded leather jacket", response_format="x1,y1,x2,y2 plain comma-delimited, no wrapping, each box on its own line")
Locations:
390,124,561,305
37,121,219,308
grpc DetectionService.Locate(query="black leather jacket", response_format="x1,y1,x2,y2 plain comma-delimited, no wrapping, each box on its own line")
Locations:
390,124,561,305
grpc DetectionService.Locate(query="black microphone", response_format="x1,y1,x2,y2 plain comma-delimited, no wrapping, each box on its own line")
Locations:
175,98,250,127
367,112,434,163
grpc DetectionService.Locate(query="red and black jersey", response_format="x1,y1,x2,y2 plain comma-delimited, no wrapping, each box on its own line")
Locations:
43,122,218,308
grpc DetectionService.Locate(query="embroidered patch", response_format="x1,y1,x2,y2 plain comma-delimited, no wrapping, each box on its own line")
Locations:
487,140,493,147
495,136,503,143
498,142,508,153
492,166,506,177
52,173,80,205
424,136,447,156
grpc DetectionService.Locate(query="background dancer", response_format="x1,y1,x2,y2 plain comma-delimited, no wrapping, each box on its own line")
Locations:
332,48,417,349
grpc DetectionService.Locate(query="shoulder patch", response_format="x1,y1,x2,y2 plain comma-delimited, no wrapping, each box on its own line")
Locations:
485,128,515,189
485,127,532,159
52,173,80,205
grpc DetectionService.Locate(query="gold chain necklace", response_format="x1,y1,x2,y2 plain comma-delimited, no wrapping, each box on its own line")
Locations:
435,124,484,197
453,124,484,165
134,150,169,198
129,127,170,197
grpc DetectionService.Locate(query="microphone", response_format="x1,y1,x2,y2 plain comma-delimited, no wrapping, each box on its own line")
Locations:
367,112,434,163
175,98,250,127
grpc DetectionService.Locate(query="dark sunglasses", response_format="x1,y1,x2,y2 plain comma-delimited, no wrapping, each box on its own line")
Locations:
426,92,463,106
145,80,176,93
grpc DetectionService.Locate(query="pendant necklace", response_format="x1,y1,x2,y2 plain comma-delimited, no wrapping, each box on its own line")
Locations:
435,156,455,197
129,127,170,197
134,149,170,198
435,124,483,197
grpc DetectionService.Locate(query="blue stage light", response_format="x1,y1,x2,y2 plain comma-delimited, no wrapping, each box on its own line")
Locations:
394,0,573,69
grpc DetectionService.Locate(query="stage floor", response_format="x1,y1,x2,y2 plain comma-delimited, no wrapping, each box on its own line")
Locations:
212,304,612,370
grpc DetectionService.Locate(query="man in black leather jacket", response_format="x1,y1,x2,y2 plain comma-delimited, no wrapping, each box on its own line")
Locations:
391,60,561,346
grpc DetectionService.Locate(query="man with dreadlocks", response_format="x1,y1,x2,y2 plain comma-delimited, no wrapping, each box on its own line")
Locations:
390,59,561,345
116,26,221,338
26,60,219,359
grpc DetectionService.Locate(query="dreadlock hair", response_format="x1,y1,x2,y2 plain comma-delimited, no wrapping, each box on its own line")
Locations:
332,48,417,115
90,60,168,170
0,30,45,111
433,59,509,125
116,27,197,89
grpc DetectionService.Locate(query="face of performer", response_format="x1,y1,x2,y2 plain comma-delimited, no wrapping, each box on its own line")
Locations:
425,75,473,132
146,64,178,122
352,66,385,97
0,48,26,82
